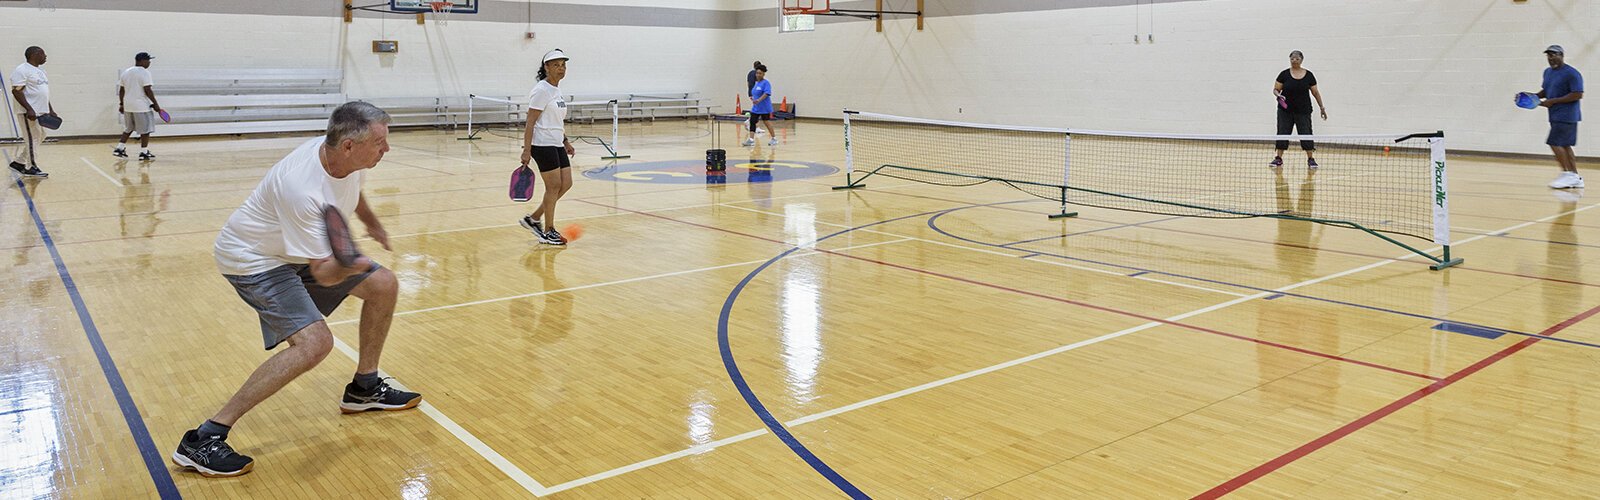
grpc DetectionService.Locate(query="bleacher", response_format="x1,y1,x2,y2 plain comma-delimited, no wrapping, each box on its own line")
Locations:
153,69,344,136
147,68,710,137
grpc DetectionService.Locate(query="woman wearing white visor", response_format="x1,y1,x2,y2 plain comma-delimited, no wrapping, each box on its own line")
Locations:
518,48,577,245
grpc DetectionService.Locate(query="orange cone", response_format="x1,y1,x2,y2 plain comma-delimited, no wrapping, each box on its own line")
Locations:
780,96,788,113
735,95,742,115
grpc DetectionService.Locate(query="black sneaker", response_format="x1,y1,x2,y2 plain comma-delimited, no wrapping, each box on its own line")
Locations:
139,151,156,161
340,378,422,414
543,228,567,246
8,161,25,174
519,215,544,237
20,166,47,178
113,148,128,158
1268,157,1283,169
172,429,254,477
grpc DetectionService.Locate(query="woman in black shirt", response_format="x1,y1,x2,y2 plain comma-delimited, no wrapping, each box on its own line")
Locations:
1271,50,1327,169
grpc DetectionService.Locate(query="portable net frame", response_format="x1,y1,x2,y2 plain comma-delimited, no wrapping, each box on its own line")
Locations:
834,110,1460,270
460,94,628,160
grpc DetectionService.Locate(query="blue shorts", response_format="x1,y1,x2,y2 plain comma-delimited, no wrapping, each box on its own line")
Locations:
224,262,380,349
1548,121,1578,147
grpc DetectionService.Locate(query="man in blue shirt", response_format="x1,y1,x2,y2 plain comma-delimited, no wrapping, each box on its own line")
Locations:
1537,45,1585,189
743,65,778,147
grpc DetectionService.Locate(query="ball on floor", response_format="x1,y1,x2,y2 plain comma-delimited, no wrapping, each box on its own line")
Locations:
561,223,584,242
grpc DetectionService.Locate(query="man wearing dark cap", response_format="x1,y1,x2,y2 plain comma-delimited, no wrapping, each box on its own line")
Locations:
1535,45,1585,189
116,52,163,161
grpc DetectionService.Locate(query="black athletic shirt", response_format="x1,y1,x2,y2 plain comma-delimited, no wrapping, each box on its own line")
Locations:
1276,69,1318,114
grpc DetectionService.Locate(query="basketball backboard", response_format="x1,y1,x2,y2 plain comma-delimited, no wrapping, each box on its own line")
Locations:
389,0,477,14
779,0,823,33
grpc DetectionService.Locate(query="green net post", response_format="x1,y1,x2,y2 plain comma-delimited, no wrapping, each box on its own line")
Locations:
1049,187,1078,219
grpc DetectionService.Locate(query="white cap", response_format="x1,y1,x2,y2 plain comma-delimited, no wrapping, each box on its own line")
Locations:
542,49,569,64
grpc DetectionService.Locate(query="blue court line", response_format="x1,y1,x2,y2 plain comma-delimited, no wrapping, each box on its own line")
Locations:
15,178,182,499
999,215,1186,248
1433,322,1507,340
927,202,1600,350
1128,271,1149,277
1263,294,1287,300
720,207,965,499
0,405,49,418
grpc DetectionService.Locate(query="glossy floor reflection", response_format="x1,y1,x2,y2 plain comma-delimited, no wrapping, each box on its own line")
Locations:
5,117,1600,498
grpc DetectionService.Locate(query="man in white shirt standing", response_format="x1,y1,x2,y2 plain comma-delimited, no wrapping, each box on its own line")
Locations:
171,101,420,478
8,46,51,177
115,52,163,161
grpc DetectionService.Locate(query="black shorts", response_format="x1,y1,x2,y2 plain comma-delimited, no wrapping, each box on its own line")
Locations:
748,111,771,122
530,145,570,172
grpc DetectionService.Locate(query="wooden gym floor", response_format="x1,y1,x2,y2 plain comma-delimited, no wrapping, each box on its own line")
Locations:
5,117,1600,498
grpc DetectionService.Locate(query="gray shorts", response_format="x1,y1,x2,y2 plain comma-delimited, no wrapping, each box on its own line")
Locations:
124,111,155,135
224,262,381,350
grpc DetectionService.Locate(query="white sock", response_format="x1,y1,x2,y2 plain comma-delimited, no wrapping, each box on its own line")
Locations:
115,142,125,150
141,148,150,154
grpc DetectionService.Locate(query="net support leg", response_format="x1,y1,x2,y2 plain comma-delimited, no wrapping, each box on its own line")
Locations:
831,173,866,190
1430,245,1463,270
600,100,629,159
1048,187,1078,218
458,94,480,140
1360,223,1462,271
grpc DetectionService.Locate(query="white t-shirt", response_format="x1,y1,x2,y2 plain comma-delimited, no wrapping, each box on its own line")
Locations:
118,66,156,113
9,63,49,115
214,137,366,276
527,80,567,147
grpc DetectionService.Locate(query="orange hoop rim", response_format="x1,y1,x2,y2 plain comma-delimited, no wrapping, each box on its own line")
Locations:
427,1,454,12
781,0,827,16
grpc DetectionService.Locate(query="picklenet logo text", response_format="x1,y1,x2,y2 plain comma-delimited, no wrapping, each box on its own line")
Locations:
1434,160,1446,208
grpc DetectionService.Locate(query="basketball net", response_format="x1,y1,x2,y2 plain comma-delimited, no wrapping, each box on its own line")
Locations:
428,1,453,25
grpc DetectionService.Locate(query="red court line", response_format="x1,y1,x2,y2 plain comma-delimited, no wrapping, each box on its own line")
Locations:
1114,225,1600,289
577,199,1441,382
1193,302,1600,499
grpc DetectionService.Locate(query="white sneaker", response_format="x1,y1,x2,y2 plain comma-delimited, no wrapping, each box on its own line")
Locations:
742,138,755,147
767,138,779,146
1549,172,1585,189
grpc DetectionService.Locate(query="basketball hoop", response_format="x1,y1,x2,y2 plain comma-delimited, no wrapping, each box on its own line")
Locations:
781,0,829,15
424,1,453,25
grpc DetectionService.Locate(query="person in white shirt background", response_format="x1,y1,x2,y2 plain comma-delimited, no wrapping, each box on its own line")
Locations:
9,46,53,178
115,52,164,162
